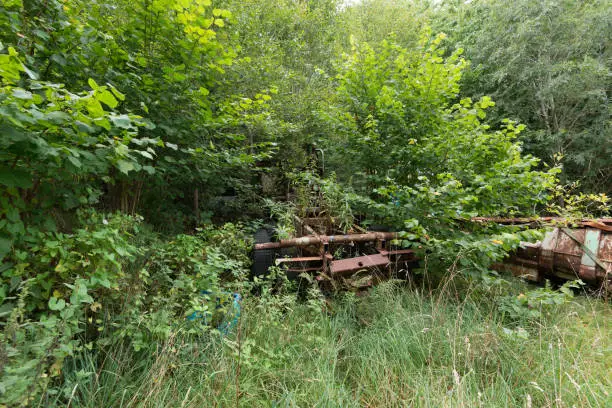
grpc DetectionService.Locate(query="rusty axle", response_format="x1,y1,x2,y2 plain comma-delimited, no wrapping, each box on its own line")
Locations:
254,232,398,250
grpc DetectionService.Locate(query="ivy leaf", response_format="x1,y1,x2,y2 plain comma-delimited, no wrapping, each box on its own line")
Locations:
70,282,94,304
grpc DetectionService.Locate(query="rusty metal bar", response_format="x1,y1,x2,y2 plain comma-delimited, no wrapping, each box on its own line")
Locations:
254,232,398,250
330,249,416,276
293,214,317,236
331,253,391,275
472,217,612,227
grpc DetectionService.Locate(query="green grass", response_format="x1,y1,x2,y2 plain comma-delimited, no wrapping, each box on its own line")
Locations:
58,278,611,407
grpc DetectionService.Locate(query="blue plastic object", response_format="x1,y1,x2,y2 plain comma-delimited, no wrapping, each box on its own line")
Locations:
187,290,241,335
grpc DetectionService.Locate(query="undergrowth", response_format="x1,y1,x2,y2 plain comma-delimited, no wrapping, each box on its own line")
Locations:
53,278,610,408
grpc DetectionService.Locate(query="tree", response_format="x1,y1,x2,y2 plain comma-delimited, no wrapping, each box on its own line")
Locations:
341,0,432,47
323,32,558,237
435,0,611,194
218,0,344,185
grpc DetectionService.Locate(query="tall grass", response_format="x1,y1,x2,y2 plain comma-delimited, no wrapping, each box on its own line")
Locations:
57,278,610,407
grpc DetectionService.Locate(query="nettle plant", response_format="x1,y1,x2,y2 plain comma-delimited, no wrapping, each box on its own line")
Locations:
323,30,560,274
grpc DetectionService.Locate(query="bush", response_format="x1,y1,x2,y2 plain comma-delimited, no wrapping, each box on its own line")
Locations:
0,211,253,405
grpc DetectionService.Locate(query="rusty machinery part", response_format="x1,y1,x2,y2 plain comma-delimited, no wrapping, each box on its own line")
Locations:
254,218,611,290
254,232,398,250
472,216,612,230
493,225,612,290
274,249,416,276
253,232,415,286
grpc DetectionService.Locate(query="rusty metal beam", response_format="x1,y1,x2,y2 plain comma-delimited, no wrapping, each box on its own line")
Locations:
254,232,398,250
471,217,612,228
330,253,391,275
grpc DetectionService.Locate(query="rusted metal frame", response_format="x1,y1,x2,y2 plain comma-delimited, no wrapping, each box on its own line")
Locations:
254,232,399,250
276,256,324,273
500,225,611,287
259,230,413,277
293,214,317,236
330,253,390,275
329,249,416,276
492,262,540,281
560,228,608,272
583,221,612,232
276,256,323,263
471,217,612,228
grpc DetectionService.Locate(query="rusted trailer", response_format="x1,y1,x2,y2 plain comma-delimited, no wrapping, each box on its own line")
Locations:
489,220,612,291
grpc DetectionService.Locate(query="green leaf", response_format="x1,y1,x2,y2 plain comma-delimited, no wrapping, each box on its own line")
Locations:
85,98,105,118
0,167,33,188
110,114,132,129
97,90,119,109
12,89,32,100
0,237,12,260
50,53,67,66
23,66,39,80
45,111,70,123
116,159,135,174
48,297,66,311
137,151,154,159
67,156,82,168
88,78,99,90
70,280,94,304
110,86,126,101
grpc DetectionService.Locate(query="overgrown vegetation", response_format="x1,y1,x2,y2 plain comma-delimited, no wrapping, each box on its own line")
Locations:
41,279,612,407
0,0,610,406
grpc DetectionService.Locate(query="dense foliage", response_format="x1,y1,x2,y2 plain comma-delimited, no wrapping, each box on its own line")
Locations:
0,0,609,405
435,0,611,194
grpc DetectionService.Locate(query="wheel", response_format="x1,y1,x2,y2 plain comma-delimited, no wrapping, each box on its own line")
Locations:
251,228,275,278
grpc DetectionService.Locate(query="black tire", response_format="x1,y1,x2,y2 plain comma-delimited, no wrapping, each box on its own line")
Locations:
251,228,275,278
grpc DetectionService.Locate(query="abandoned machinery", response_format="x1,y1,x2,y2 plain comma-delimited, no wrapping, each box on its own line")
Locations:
253,217,612,290
481,217,612,290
